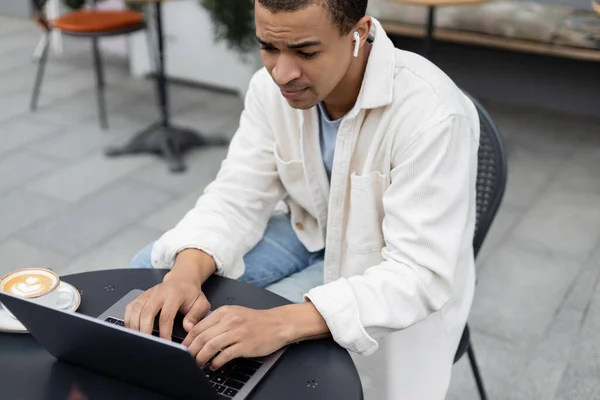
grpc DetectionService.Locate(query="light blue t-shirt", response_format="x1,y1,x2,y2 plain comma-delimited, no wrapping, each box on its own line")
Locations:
317,102,343,181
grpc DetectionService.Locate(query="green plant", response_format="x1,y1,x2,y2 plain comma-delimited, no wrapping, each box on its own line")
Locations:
61,0,257,55
200,0,256,54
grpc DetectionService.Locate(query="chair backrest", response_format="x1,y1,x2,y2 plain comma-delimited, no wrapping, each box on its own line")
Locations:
466,93,508,257
31,0,50,31
30,0,94,19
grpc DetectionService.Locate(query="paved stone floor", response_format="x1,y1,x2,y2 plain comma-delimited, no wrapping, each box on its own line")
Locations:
1,15,600,400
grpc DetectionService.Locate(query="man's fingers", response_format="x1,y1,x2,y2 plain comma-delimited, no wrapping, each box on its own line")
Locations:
124,289,152,331
182,310,218,347
186,321,230,357
158,296,181,340
139,292,165,335
195,332,238,369
209,344,244,371
183,293,211,332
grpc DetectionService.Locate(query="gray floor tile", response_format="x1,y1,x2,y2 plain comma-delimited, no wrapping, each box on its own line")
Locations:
24,64,131,124
61,225,163,276
171,110,237,138
0,189,66,241
447,329,527,400
121,98,168,123
0,64,45,96
554,279,600,400
0,239,69,278
18,180,173,256
0,91,33,122
511,185,600,262
26,153,156,202
131,147,228,195
501,143,564,209
37,68,97,100
140,190,204,232
505,306,586,400
0,52,78,90
487,101,588,159
476,203,523,267
0,29,40,54
28,91,102,126
26,117,146,161
561,250,600,313
469,240,582,345
169,84,215,114
0,16,35,36
0,45,53,74
0,151,58,194
171,94,243,139
446,357,478,400
204,91,245,115
122,84,212,122
552,145,600,195
101,87,150,114
573,120,600,145
102,76,155,101
0,116,63,155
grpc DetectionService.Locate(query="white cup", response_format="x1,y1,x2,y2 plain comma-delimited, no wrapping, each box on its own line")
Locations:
0,268,75,319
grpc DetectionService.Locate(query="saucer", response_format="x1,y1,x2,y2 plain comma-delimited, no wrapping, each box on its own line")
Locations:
0,281,81,334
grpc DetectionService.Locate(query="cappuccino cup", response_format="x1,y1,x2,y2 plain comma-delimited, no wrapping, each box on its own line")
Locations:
0,268,75,319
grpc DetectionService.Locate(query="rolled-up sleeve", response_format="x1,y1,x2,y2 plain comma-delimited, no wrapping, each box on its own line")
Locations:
150,71,286,279
305,115,479,355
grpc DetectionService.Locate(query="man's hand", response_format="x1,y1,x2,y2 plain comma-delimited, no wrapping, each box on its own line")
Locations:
124,278,211,340
182,302,331,370
182,305,289,370
124,248,217,339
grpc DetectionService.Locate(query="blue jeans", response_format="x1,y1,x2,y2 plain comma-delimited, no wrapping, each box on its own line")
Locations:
130,212,324,303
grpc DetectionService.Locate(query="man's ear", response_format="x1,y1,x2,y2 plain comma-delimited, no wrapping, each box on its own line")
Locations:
356,16,372,44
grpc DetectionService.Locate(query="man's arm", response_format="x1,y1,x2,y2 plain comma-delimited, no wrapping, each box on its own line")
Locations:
151,70,286,280
163,249,216,286
276,301,331,343
305,114,479,355
181,113,478,367
182,300,332,370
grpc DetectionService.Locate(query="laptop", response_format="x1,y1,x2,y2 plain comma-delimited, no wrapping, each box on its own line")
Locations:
0,289,286,400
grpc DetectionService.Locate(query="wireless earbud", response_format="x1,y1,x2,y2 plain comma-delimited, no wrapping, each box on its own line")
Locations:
353,31,360,57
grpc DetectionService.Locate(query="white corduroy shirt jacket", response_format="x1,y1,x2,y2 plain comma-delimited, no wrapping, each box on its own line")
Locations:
151,18,479,363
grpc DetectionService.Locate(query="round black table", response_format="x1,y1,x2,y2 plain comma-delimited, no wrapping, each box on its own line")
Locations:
0,269,363,400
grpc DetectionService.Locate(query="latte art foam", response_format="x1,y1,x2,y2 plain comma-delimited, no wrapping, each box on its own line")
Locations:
1,270,58,298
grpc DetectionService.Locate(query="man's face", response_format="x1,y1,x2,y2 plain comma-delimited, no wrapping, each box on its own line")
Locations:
255,2,354,109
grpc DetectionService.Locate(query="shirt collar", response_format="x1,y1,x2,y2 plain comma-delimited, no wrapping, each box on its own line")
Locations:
353,17,396,112
301,17,396,124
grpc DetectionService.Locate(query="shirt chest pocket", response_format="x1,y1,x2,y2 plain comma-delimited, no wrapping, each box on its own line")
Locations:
273,144,311,210
346,171,387,253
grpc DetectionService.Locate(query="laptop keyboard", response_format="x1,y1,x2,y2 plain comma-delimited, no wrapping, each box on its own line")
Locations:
105,317,185,343
105,317,263,399
204,357,262,398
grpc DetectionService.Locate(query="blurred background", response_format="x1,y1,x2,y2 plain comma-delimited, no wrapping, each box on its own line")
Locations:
0,0,599,399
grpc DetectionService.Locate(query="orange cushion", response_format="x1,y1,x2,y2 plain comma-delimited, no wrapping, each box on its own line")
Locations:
52,10,144,33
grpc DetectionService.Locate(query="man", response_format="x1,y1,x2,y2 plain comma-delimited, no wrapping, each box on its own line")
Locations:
126,0,480,398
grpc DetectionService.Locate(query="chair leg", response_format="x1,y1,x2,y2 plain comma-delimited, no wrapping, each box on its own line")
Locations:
91,37,108,130
467,346,488,400
30,31,51,112
421,5,436,58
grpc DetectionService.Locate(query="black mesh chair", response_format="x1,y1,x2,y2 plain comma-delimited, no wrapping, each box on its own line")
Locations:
452,93,508,400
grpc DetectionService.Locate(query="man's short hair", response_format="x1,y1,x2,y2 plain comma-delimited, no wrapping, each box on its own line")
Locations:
257,0,368,35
